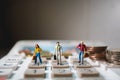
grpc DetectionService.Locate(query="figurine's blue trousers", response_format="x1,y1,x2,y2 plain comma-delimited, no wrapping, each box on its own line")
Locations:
79,51,84,64
35,52,42,64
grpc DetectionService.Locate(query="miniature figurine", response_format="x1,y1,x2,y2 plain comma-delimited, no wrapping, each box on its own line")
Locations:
55,42,63,65
76,41,87,64
33,44,42,64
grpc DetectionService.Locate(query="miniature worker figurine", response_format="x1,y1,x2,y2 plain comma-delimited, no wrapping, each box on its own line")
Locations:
55,42,63,65
33,44,42,64
76,41,87,64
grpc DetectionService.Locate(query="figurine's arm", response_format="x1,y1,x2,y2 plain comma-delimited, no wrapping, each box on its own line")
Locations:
54,46,57,55
84,45,87,51
76,44,80,49
60,46,63,56
33,50,36,56
39,48,42,53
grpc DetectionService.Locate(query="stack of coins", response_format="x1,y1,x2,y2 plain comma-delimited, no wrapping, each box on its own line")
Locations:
87,46,107,60
106,49,120,65
89,52,106,60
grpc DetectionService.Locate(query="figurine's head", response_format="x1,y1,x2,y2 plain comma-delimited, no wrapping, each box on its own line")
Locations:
80,41,84,44
56,42,60,45
35,44,40,48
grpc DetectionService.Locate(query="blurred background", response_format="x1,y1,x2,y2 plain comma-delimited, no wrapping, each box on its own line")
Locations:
1,0,120,58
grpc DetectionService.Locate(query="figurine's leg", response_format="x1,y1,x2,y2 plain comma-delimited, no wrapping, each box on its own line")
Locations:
36,53,39,64
57,53,59,65
58,55,61,65
79,52,81,63
60,52,62,65
81,52,84,64
38,53,42,64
